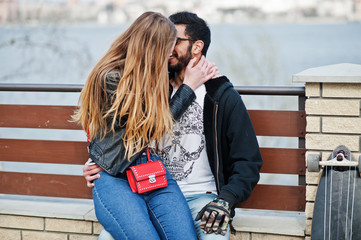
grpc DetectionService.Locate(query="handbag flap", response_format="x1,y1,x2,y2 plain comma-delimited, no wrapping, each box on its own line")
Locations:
129,160,166,181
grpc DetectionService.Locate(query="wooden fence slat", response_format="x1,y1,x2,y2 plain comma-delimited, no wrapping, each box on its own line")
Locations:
0,105,81,129
237,184,306,211
0,139,88,164
260,148,306,175
248,110,306,137
1,105,305,138
0,172,92,199
0,139,306,175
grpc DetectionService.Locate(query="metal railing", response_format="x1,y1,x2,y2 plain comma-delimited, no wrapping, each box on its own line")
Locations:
0,83,84,92
0,83,306,114
0,83,305,95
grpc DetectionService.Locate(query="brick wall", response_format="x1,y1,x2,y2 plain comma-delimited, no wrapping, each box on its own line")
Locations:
0,212,305,240
0,214,102,240
293,63,361,240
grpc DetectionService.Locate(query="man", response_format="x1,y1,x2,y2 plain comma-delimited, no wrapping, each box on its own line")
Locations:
84,11,262,240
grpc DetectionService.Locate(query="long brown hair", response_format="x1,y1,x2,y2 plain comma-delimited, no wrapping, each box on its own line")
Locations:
73,12,176,160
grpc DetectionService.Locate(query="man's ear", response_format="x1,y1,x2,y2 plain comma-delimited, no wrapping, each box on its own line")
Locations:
191,40,204,56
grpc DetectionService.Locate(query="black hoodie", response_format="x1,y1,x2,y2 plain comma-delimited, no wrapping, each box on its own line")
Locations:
202,76,263,213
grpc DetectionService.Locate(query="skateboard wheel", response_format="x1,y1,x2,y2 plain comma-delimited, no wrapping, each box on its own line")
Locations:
307,154,320,172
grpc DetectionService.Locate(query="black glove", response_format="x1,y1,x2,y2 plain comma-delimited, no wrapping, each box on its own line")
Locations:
195,198,232,235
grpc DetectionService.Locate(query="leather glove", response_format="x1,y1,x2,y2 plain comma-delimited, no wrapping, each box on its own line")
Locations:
195,198,232,235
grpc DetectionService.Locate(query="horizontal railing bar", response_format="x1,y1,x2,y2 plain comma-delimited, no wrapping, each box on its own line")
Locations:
0,84,84,92
235,86,305,96
0,84,305,96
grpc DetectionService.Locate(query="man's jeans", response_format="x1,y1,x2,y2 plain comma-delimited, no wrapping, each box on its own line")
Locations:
93,155,197,240
186,193,230,240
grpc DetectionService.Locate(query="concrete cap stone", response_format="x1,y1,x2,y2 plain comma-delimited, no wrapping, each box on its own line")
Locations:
293,63,361,83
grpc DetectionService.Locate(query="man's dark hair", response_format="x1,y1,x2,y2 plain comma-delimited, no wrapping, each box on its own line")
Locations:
169,11,211,56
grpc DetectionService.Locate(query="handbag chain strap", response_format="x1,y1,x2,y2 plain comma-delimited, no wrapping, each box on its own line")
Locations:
86,129,90,153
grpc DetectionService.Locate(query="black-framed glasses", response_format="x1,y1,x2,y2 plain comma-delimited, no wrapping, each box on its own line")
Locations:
176,37,195,45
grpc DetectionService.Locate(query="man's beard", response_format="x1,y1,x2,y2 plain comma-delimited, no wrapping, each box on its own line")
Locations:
168,47,192,74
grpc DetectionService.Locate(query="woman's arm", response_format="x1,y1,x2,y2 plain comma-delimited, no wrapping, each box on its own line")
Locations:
83,159,102,187
170,56,220,120
183,56,220,90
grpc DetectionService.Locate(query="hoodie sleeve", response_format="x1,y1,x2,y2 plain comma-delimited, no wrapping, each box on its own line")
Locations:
218,91,263,209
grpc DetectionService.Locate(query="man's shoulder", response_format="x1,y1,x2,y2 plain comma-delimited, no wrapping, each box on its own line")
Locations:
205,76,235,99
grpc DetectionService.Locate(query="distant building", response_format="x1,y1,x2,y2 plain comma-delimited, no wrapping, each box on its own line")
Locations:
0,0,360,24
0,1,19,23
354,0,361,20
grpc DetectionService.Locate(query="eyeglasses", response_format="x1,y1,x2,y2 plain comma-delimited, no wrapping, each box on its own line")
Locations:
176,37,195,45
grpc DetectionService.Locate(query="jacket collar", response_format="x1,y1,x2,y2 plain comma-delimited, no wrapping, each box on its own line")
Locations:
169,75,232,100
204,76,232,101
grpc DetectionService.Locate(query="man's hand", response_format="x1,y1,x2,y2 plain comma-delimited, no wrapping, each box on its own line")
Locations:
183,56,220,90
83,159,102,187
195,198,232,235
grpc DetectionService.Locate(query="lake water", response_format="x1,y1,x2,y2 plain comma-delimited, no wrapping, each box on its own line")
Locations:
1,22,361,107
1,22,361,86
1,22,361,183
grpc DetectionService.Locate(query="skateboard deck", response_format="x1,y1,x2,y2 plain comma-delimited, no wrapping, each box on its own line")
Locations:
311,145,361,240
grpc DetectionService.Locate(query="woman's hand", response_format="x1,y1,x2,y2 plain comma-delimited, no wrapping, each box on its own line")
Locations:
183,56,220,90
83,159,102,187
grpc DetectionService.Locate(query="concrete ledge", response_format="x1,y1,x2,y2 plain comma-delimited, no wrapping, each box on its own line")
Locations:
0,194,305,237
233,208,306,237
0,194,96,221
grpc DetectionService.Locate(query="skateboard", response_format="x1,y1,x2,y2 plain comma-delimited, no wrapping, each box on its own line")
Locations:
308,145,361,240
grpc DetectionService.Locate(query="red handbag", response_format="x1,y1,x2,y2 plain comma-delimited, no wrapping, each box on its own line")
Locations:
126,147,168,194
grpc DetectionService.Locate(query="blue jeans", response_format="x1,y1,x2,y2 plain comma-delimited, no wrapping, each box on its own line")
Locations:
97,193,230,240
93,155,197,240
186,193,229,240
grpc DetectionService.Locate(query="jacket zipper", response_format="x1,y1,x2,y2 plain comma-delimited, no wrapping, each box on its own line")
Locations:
214,103,221,193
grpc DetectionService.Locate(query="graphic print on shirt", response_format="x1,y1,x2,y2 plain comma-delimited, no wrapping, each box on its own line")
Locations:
162,101,205,181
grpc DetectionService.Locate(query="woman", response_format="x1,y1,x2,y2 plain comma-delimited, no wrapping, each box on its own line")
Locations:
73,12,215,239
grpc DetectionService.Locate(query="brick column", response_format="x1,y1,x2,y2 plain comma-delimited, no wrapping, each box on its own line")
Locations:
293,63,361,240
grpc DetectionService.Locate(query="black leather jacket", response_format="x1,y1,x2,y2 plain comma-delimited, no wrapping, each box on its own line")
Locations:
89,72,196,176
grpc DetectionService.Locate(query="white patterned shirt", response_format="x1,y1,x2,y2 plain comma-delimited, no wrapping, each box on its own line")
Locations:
161,84,217,196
